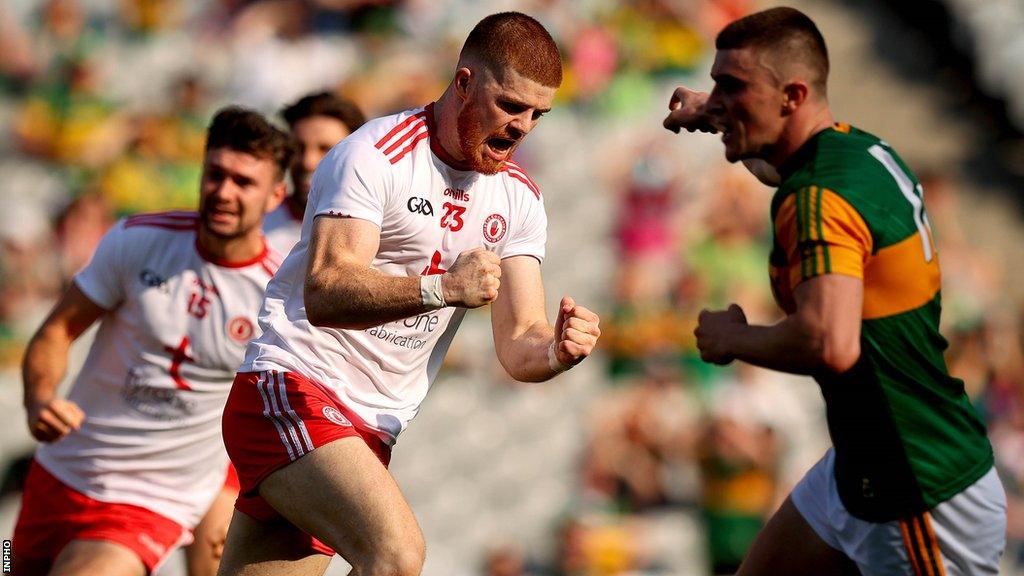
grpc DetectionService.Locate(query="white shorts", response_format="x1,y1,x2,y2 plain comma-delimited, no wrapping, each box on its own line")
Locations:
791,449,1006,576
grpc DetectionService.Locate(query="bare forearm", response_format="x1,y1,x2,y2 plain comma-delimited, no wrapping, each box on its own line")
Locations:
305,262,430,330
22,328,72,408
725,317,826,375
495,320,557,383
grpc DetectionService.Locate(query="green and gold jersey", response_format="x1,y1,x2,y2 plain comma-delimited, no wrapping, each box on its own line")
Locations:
768,124,993,522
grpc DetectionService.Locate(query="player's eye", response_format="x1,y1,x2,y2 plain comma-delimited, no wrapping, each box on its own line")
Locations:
719,77,744,92
498,100,527,115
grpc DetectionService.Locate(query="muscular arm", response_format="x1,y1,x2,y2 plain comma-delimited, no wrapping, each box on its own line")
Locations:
490,256,557,382
697,274,862,375
304,216,427,330
490,256,601,382
23,283,103,441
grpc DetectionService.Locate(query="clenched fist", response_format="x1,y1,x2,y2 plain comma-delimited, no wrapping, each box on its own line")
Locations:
442,248,502,308
663,86,719,134
694,303,747,365
552,296,601,369
26,397,85,442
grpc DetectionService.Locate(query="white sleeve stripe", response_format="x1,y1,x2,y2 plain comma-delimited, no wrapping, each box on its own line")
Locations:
256,371,297,460
275,371,315,453
266,374,306,457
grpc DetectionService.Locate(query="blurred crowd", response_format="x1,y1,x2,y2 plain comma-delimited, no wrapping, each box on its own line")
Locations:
1,0,1023,574
937,0,1024,130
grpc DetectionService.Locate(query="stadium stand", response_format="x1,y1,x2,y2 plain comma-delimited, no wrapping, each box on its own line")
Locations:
1,0,1022,574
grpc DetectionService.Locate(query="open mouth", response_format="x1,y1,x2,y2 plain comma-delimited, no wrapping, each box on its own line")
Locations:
209,209,237,223
486,136,516,157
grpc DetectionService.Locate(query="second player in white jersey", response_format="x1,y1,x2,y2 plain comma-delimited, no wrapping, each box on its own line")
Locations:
15,106,294,576
242,103,547,442
36,211,282,528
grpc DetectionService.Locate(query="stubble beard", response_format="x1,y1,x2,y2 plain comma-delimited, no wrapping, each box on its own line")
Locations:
200,202,250,240
457,105,505,175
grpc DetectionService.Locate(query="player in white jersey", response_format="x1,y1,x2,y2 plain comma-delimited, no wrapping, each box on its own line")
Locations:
263,92,366,256
218,12,602,576
13,108,293,576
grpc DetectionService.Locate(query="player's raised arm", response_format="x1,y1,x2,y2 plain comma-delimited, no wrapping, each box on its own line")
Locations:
663,86,782,185
662,86,718,134
489,255,600,382
304,216,502,329
22,283,101,442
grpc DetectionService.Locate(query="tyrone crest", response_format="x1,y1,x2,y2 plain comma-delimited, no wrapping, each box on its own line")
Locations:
483,213,507,243
227,316,255,344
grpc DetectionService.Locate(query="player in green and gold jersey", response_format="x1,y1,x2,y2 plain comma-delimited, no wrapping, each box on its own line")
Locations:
664,7,1005,576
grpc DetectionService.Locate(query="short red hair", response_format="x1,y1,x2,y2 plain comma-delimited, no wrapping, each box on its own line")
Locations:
459,12,562,88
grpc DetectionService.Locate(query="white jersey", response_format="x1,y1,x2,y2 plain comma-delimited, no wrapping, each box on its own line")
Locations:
35,211,281,528
240,104,548,443
262,202,303,257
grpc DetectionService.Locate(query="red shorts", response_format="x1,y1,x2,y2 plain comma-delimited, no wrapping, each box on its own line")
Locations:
222,370,392,556
224,462,240,492
12,460,189,574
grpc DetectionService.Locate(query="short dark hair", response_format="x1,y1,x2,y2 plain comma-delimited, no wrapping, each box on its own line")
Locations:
281,92,366,133
459,12,562,88
205,106,295,179
716,7,829,93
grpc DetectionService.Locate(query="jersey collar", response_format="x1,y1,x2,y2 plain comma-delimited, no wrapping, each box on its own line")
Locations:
195,233,270,268
777,125,837,182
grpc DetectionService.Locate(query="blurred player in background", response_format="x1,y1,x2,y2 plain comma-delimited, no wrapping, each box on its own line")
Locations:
664,7,1005,576
14,107,292,576
218,11,601,576
263,91,366,255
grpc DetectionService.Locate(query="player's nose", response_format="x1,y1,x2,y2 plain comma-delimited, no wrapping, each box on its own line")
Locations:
210,176,240,201
302,149,320,172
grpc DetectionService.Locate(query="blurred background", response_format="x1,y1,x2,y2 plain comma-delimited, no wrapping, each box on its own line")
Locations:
1,0,1024,574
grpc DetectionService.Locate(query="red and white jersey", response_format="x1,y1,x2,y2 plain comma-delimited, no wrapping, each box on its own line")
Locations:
262,201,303,257
241,103,548,443
35,211,281,529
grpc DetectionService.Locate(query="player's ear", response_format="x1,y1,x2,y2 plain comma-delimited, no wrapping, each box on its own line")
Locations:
266,180,286,214
454,68,472,100
781,81,809,115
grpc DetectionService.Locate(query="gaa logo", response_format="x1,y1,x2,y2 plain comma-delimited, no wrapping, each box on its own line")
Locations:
226,316,255,344
482,213,507,243
406,197,434,216
322,406,352,427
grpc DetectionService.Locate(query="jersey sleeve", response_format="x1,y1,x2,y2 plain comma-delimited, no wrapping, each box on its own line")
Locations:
502,191,547,263
311,140,394,227
779,186,873,287
73,219,129,310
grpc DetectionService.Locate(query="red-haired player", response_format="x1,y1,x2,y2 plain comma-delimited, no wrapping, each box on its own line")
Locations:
218,11,601,576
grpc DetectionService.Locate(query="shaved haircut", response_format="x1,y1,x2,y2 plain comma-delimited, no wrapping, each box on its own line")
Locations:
716,7,829,95
459,11,562,88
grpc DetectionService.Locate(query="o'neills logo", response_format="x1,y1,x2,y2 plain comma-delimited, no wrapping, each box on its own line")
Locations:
444,187,470,202
483,214,507,243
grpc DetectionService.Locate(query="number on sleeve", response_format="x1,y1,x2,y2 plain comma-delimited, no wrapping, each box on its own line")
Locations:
868,144,933,262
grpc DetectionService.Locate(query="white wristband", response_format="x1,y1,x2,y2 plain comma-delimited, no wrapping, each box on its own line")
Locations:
420,274,446,310
548,342,571,373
